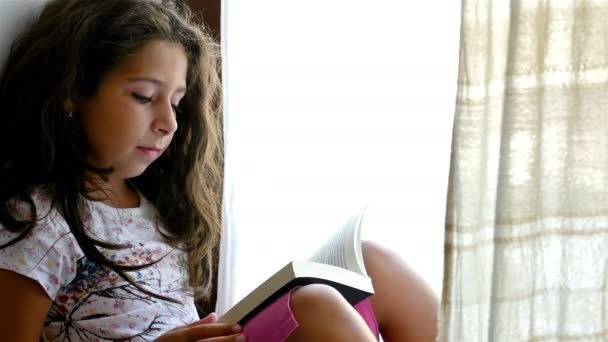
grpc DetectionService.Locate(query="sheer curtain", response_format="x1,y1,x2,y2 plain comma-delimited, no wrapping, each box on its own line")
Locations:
217,0,460,316
441,1,608,341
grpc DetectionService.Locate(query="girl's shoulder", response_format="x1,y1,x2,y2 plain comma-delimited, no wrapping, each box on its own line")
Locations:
0,186,71,240
0,187,83,299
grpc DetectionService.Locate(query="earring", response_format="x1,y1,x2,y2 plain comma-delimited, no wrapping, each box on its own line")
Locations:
68,111,74,118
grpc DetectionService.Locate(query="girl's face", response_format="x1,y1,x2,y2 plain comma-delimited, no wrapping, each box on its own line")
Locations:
76,40,188,181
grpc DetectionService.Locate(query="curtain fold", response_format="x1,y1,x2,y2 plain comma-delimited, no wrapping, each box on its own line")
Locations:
441,1,608,340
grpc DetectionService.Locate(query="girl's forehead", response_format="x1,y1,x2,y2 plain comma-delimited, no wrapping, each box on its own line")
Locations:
120,40,187,68
109,40,188,83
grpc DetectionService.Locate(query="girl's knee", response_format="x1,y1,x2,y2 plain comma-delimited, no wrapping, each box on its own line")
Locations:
289,284,348,315
287,284,376,341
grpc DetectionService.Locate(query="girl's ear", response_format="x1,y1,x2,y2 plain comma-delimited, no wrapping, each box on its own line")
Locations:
63,98,75,113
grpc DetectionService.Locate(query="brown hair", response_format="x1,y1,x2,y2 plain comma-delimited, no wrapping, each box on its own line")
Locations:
0,0,223,302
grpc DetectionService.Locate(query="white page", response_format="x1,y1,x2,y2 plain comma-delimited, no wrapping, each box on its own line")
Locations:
308,208,366,275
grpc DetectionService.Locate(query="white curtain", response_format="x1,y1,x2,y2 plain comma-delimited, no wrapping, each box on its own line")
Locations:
217,0,460,316
441,1,608,341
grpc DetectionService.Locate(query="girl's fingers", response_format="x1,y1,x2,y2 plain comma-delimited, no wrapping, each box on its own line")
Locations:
173,312,221,332
190,312,219,325
156,316,241,341
202,312,218,324
195,333,247,342
182,323,243,340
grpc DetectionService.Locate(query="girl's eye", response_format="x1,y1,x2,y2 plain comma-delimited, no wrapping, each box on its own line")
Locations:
171,104,181,114
132,93,152,104
133,92,180,115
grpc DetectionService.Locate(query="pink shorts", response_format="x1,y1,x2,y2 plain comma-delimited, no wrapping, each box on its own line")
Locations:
242,288,379,341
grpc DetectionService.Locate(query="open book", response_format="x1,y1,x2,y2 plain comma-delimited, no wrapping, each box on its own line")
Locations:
218,207,374,325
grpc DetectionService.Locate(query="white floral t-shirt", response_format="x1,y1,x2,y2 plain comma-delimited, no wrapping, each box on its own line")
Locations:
0,188,199,341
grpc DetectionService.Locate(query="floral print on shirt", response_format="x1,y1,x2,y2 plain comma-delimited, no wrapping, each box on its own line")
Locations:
0,188,199,341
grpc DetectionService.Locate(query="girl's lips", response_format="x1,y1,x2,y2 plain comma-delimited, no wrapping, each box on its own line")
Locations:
137,146,162,158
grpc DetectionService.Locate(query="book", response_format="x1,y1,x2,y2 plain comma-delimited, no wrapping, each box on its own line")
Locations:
218,207,375,325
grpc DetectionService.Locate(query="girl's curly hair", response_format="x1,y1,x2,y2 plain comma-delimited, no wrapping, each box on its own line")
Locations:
0,0,223,303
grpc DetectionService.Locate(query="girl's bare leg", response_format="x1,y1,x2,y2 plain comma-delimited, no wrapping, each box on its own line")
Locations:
286,284,377,341
363,240,439,342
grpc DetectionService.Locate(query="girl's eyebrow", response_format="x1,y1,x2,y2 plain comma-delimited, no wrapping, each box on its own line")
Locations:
127,77,186,94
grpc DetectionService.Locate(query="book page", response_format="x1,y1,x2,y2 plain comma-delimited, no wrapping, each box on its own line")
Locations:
308,207,367,275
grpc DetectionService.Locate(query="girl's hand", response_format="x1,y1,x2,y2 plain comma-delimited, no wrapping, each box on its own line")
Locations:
155,313,246,341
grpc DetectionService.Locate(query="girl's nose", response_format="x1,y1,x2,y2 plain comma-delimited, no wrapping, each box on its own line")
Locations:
153,102,178,135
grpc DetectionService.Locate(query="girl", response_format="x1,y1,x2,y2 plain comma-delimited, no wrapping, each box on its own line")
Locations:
0,0,438,341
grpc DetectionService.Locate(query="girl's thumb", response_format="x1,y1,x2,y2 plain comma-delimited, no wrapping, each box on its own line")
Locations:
200,312,218,324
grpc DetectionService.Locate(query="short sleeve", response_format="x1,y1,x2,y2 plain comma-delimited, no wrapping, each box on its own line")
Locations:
0,191,82,299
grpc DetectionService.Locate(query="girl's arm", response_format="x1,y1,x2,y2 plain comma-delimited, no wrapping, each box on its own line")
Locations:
0,270,52,342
